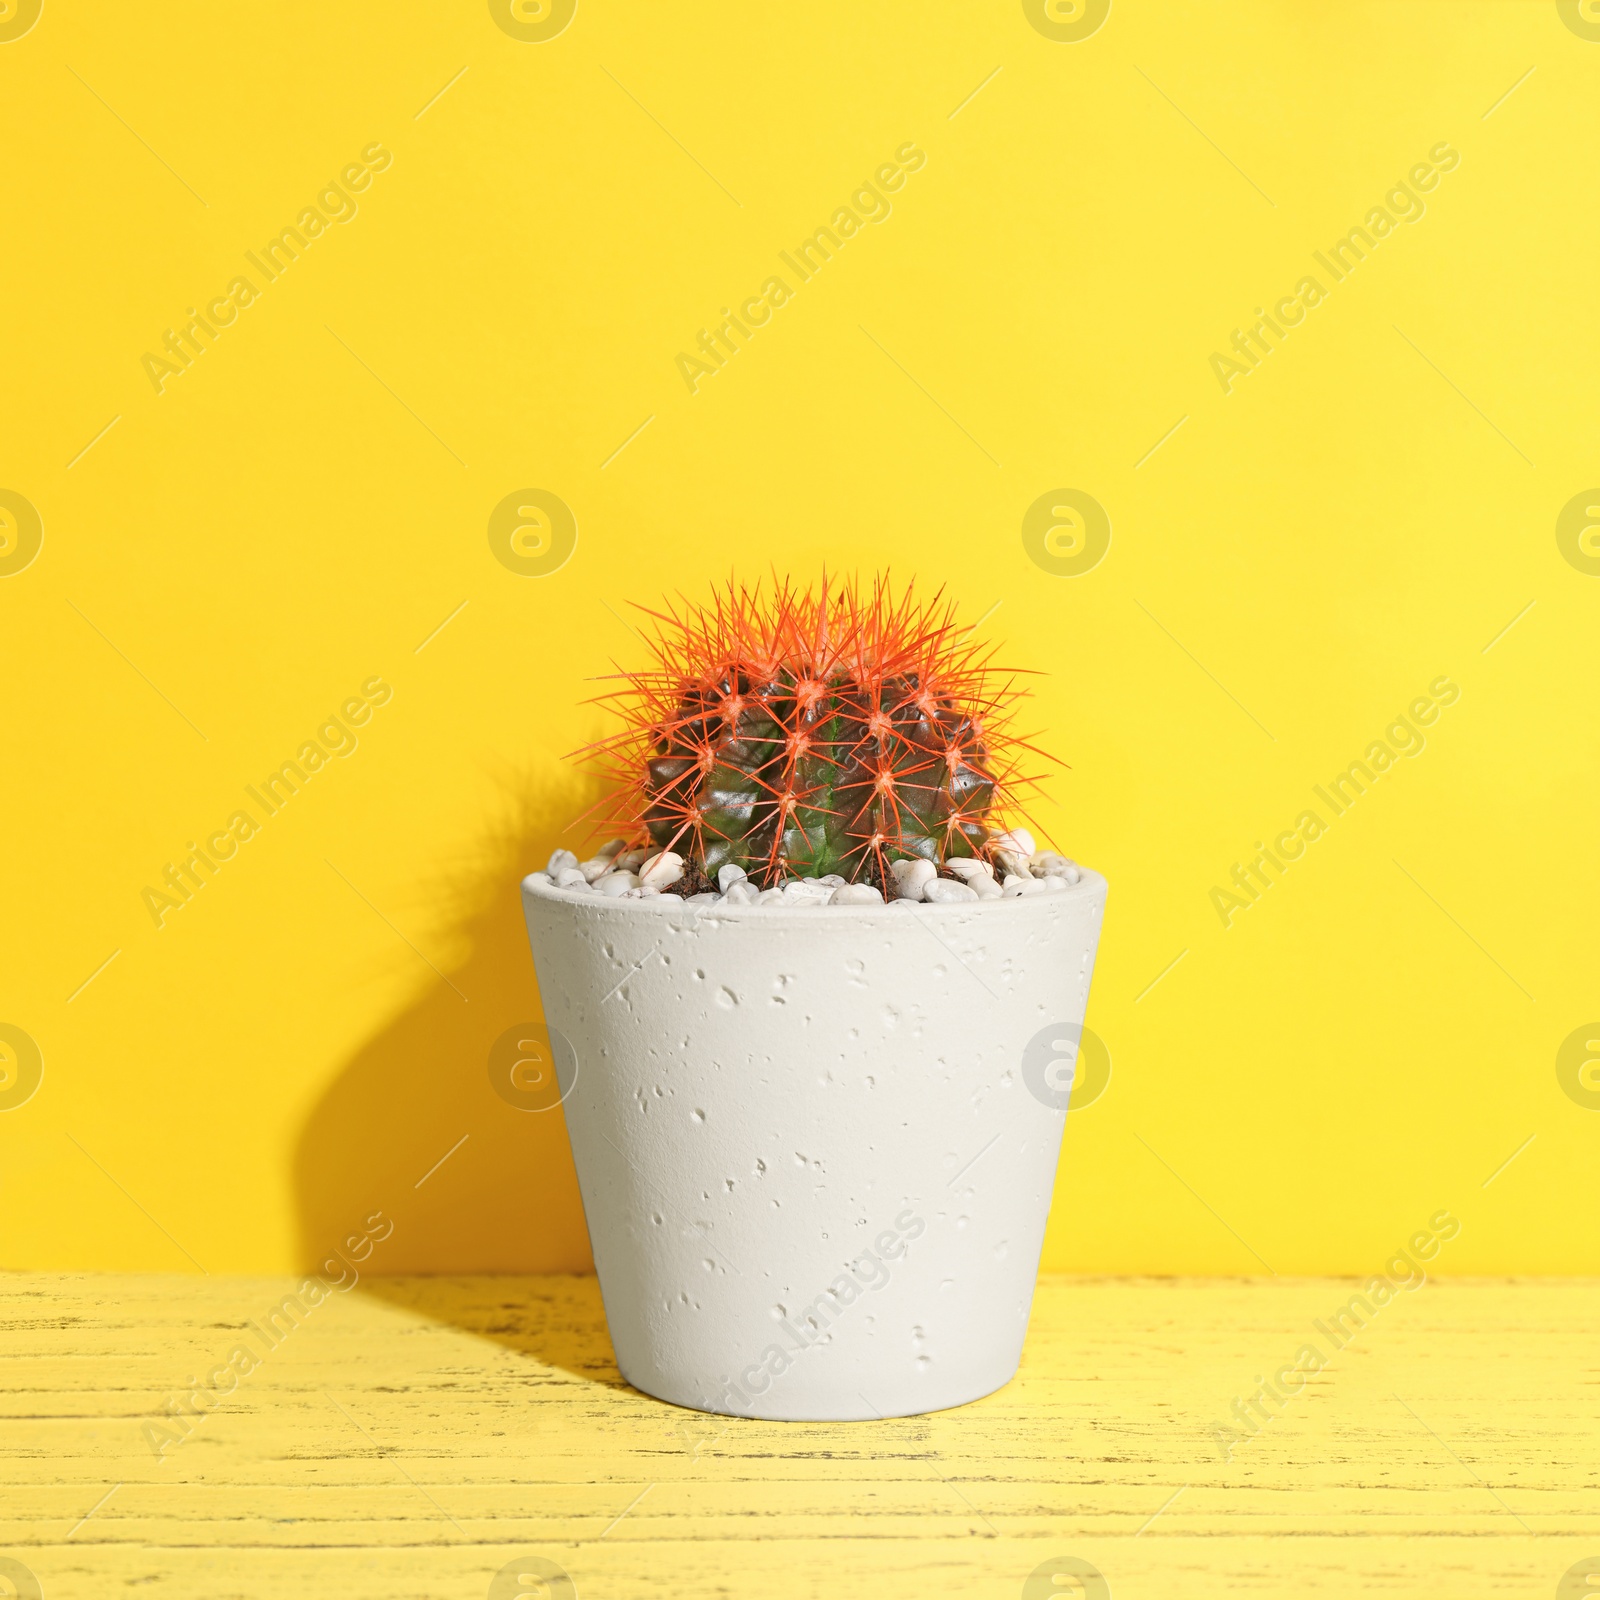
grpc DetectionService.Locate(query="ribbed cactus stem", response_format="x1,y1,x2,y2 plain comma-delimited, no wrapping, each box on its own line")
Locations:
583,578,1041,889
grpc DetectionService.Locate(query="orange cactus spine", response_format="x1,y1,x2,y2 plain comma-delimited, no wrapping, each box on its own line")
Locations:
580,576,1046,891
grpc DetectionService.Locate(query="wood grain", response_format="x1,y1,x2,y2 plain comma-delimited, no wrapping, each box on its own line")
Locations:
3,1275,1597,1597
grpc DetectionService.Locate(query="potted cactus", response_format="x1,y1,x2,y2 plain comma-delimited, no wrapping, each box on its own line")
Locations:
520,578,1106,1420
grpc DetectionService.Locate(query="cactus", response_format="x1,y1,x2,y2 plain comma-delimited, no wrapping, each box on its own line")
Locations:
583,577,1042,892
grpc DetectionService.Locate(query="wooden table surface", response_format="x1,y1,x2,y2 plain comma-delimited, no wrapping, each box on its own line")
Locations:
4,1274,1597,1598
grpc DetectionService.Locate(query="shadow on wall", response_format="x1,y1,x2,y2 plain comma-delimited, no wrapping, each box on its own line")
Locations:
292,772,602,1276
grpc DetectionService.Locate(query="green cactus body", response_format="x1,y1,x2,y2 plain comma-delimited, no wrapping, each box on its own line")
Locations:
773,673,857,879
834,676,993,871
595,579,1034,889
645,671,784,876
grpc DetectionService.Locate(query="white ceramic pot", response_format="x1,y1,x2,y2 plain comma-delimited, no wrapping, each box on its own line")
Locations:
520,871,1107,1420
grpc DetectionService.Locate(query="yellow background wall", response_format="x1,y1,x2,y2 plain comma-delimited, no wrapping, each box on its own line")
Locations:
2,0,1594,1278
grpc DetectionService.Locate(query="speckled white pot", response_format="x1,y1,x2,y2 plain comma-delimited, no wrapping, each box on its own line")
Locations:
520,871,1107,1421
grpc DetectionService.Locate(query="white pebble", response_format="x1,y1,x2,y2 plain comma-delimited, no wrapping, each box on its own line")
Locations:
723,880,758,905
995,849,1034,880
1032,851,1071,875
992,829,1036,858
805,874,847,888
685,891,718,906
575,843,626,881
945,858,994,882
923,878,979,904
1039,875,1067,892
639,851,684,890
638,884,661,898
782,880,831,903
830,883,884,905
717,864,748,892
528,870,552,885
756,887,787,905
555,866,588,888
598,872,640,896
969,874,1003,900
547,848,579,876
614,847,649,871
890,859,937,900
1003,876,1046,897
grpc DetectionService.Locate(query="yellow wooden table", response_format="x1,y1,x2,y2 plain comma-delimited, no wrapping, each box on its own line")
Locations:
4,1275,1596,1598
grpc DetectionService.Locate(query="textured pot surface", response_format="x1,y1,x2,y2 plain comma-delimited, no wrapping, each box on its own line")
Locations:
521,874,1107,1420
